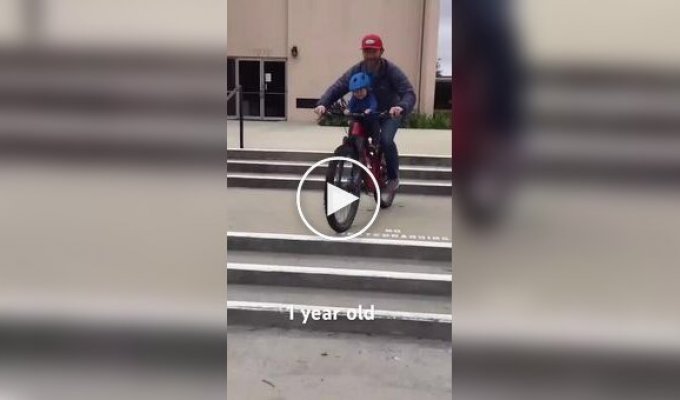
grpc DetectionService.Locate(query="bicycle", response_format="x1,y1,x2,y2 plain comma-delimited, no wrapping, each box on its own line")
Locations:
319,107,395,233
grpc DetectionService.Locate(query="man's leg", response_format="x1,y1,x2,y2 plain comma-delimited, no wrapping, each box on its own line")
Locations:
369,117,381,146
380,117,401,181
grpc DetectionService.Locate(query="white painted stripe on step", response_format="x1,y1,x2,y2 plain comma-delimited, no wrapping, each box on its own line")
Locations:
227,173,452,186
391,180,451,186
227,173,324,181
227,147,451,159
227,148,328,155
227,159,452,172
227,159,317,167
402,165,452,172
227,262,451,282
227,231,453,248
227,300,452,323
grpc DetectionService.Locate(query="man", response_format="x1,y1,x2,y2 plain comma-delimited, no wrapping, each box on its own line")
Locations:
314,34,416,197
453,0,523,227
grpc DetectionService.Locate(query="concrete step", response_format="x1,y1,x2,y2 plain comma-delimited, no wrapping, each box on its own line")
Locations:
227,232,452,262
227,282,451,340
226,173,452,195
227,262,451,295
227,300,451,340
528,154,680,186
526,128,680,186
529,83,680,133
227,159,452,181
228,284,450,315
226,246,451,340
226,188,452,243
227,250,452,275
530,66,680,133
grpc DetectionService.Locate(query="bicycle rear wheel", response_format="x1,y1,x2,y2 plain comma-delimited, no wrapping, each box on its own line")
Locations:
373,154,394,209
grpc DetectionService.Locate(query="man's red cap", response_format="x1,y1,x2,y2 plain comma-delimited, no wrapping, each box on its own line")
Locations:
360,34,384,50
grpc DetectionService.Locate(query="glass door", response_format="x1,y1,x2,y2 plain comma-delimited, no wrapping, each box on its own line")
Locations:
232,59,286,120
263,61,286,119
237,59,261,118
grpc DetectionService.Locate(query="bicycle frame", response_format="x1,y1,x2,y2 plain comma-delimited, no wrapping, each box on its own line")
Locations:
347,119,383,194
322,107,391,195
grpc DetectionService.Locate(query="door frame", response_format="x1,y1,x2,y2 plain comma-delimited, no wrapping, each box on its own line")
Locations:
229,57,287,121
262,59,287,121
227,58,237,118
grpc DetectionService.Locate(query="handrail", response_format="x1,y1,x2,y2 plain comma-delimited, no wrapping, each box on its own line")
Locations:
226,85,240,102
227,85,244,148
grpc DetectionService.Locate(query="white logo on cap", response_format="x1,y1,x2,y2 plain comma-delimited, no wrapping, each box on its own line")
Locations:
365,39,375,45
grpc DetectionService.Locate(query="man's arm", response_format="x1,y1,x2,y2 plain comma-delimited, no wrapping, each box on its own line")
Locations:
390,64,417,114
316,65,357,108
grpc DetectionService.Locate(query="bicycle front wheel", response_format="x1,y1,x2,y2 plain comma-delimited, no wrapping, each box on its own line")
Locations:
325,144,362,233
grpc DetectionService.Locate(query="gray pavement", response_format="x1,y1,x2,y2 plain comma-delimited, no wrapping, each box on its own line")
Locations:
227,120,452,156
0,358,226,400
227,326,452,400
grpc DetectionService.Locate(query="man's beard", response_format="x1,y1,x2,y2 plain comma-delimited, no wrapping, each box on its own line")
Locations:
365,58,380,71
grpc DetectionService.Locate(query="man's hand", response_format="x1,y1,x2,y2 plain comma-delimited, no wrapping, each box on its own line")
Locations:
314,105,327,116
364,108,372,114
389,106,404,118
343,109,350,116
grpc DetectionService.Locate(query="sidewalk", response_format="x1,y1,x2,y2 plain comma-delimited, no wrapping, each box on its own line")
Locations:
227,120,451,156
228,326,451,400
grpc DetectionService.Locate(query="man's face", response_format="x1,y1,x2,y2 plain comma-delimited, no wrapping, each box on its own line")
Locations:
362,48,382,64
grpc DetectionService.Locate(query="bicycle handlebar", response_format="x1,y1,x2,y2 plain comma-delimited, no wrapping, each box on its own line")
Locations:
324,109,391,118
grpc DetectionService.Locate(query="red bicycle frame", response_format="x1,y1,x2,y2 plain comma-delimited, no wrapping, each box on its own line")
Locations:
348,120,384,194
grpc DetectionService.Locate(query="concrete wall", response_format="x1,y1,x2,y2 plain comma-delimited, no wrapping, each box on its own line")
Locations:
0,0,225,51
517,0,680,68
47,0,225,51
226,0,287,58
419,0,440,116
0,0,24,45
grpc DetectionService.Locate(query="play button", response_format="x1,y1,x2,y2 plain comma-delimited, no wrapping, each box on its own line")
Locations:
325,183,359,216
296,156,381,241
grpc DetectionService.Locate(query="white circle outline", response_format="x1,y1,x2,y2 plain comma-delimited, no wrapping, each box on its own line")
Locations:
296,156,381,241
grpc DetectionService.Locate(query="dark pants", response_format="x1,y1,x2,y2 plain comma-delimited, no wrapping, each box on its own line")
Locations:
379,116,401,180
364,117,381,145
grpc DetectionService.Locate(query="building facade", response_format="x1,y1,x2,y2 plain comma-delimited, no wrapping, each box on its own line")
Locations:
227,0,441,121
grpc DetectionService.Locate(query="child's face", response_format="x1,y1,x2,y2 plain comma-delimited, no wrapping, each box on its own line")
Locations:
353,88,368,99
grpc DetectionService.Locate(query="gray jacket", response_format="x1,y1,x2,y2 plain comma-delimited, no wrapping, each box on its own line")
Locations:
317,58,417,115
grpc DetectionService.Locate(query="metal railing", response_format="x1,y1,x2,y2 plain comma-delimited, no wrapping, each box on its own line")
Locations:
227,85,244,149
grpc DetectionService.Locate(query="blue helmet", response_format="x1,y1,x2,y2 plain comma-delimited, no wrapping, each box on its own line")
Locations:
349,72,372,92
